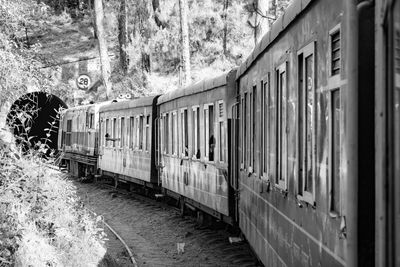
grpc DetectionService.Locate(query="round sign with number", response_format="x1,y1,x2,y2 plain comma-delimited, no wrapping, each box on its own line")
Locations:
76,74,91,90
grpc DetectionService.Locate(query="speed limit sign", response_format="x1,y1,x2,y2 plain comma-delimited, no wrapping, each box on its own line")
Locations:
76,74,91,90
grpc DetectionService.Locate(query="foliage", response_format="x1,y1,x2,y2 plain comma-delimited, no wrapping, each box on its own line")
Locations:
0,134,106,266
0,0,75,106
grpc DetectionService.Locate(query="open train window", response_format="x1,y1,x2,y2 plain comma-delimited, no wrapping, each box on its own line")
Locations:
240,96,244,168
180,109,188,157
218,101,225,163
129,117,134,149
192,106,200,159
261,74,271,180
204,104,215,161
171,111,177,155
66,119,72,146
330,89,341,215
120,117,125,148
165,113,169,154
297,41,315,204
242,93,247,168
105,119,110,147
138,115,144,150
112,118,117,148
275,61,288,191
145,115,150,152
251,85,256,173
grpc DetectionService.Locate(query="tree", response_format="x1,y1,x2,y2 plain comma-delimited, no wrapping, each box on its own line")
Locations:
118,0,129,74
178,0,191,86
222,0,229,56
94,0,112,99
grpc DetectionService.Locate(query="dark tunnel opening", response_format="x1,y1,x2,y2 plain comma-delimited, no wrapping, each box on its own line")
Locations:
6,92,68,154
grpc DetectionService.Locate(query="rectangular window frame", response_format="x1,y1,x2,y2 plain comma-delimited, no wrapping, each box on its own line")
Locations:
203,103,215,162
329,88,342,216
145,115,151,152
192,106,200,159
172,111,178,156
218,100,225,163
297,41,316,204
112,117,117,148
120,117,125,148
180,108,189,157
261,74,270,180
276,61,289,191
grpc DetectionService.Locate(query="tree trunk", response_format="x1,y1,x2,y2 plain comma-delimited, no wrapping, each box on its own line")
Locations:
222,0,229,56
94,0,112,99
178,0,191,86
118,0,129,74
152,0,167,28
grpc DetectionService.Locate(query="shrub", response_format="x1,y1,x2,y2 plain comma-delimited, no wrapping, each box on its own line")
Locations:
0,136,106,266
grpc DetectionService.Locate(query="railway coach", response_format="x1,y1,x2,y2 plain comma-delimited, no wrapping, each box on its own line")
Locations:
156,70,237,224
58,102,109,177
232,0,377,266
97,96,159,188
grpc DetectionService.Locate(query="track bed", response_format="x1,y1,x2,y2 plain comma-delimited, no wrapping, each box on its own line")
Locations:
75,181,260,267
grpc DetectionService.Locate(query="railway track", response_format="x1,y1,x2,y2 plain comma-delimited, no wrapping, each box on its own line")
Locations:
75,180,261,267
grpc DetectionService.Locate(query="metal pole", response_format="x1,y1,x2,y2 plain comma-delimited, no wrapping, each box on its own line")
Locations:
346,0,358,266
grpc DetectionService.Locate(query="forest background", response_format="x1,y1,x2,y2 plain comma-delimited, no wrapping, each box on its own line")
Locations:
1,0,290,106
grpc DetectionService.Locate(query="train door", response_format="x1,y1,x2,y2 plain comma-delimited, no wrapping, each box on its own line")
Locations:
228,102,239,224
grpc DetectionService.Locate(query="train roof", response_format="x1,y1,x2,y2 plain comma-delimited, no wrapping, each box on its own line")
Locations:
236,0,314,79
157,71,229,105
99,96,158,113
61,101,110,115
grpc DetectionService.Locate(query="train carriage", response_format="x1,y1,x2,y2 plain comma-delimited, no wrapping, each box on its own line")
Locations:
97,96,159,187
58,102,106,177
157,70,237,223
233,0,375,266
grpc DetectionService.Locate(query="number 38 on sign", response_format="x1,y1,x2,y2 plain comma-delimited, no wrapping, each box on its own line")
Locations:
76,74,91,90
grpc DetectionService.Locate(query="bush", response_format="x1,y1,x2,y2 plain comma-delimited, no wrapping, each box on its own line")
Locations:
0,136,106,266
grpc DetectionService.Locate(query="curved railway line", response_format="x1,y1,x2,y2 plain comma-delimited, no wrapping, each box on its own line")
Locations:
75,179,261,267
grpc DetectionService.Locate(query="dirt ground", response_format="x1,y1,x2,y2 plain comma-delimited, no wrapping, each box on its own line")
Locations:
74,180,260,267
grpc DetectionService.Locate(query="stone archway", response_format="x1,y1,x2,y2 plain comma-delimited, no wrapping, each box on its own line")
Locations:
6,92,68,152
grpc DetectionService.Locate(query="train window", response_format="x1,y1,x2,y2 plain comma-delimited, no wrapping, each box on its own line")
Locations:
129,117,134,149
181,109,188,157
120,117,125,148
218,101,225,162
330,29,341,76
298,41,315,203
139,115,144,150
204,104,215,161
66,119,72,146
240,96,244,168
112,118,117,148
330,89,341,214
165,113,169,154
192,106,200,159
261,75,270,178
276,62,288,190
100,120,104,147
172,111,178,155
105,119,110,147
145,115,150,152
243,93,247,168
252,85,256,173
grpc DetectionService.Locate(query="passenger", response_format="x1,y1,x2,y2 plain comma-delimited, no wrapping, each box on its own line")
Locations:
209,135,215,161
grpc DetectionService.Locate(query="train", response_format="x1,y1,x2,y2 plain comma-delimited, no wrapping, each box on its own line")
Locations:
58,0,400,266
